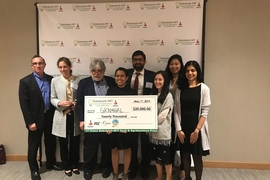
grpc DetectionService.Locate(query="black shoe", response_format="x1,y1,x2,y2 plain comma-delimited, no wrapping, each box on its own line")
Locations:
31,171,41,180
65,170,72,177
141,168,149,179
84,171,93,180
102,168,110,178
72,169,80,175
128,168,137,179
46,164,62,171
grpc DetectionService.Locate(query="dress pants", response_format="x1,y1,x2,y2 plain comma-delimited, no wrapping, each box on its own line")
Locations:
59,113,80,170
28,129,43,172
28,111,57,171
83,132,111,171
130,132,151,171
43,111,57,167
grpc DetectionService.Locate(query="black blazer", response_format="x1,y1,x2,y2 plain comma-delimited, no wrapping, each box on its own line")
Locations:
127,68,155,95
76,76,116,122
19,73,55,130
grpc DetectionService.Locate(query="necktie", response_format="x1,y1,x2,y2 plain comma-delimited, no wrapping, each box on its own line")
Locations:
134,72,141,93
66,79,72,101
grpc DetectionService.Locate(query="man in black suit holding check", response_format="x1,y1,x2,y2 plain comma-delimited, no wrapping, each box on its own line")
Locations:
77,59,116,180
19,55,61,180
127,50,155,180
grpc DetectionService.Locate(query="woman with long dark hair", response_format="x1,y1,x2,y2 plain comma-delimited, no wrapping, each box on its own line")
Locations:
149,71,174,180
174,61,211,180
165,54,185,179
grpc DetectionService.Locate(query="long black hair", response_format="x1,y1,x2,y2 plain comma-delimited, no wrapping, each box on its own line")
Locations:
179,60,203,90
165,54,184,86
151,71,170,104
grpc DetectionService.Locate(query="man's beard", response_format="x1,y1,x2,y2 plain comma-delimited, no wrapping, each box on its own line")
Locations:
133,64,144,71
92,76,103,82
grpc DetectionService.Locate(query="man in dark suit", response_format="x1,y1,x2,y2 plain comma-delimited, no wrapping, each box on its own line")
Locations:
127,50,155,179
19,55,61,180
77,59,116,180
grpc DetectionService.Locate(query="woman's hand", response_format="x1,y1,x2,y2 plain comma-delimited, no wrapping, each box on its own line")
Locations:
190,129,199,144
177,130,185,144
59,100,73,107
71,102,76,110
106,130,112,134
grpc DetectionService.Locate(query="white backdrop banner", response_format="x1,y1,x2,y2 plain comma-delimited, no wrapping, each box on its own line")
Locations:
37,0,204,77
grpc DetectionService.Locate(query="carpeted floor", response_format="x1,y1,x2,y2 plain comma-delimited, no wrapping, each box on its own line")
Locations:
0,161,270,180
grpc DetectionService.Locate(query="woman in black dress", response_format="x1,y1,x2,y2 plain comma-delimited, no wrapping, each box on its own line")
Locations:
107,67,137,180
174,61,211,180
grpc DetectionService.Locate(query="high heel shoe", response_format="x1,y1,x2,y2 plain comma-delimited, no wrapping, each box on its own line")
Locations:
122,173,128,180
112,173,118,180
65,170,72,177
72,168,80,175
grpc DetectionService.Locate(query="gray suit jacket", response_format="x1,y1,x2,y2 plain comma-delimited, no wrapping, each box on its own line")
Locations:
50,75,81,138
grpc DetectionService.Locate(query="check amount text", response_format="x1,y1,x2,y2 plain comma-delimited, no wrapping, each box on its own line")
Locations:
132,107,152,111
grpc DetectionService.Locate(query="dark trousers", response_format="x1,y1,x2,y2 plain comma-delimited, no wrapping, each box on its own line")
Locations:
59,114,80,170
83,132,111,171
28,111,57,172
28,129,43,172
130,132,151,171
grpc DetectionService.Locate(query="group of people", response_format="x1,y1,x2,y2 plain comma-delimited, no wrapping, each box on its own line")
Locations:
19,50,211,180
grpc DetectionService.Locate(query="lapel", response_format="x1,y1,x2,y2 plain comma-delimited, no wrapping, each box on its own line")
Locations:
30,73,43,101
127,69,134,86
89,77,96,95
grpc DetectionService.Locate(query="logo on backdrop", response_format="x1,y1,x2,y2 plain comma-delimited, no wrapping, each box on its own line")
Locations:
73,40,95,46
157,57,169,63
106,40,130,46
123,57,132,63
106,3,129,11
57,23,80,29
140,39,164,46
140,3,165,10
89,22,112,29
157,21,179,28
174,38,200,45
123,21,144,28
41,40,64,47
72,4,92,11
175,2,199,9
90,57,111,63
39,5,60,12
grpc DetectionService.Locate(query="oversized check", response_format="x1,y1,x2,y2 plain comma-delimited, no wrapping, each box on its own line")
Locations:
84,95,157,132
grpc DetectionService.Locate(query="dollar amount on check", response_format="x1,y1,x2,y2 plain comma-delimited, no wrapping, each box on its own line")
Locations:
84,95,158,132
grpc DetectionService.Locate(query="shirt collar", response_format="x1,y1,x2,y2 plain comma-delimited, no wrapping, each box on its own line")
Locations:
33,72,45,79
133,69,145,76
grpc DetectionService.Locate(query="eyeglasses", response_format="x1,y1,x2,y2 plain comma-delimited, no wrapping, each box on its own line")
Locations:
132,58,145,62
91,69,103,74
32,62,45,66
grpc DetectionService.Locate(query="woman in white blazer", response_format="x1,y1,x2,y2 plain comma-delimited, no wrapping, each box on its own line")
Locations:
50,57,81,177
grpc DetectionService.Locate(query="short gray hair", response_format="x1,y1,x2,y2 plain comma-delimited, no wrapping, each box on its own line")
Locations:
89,59,106,72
